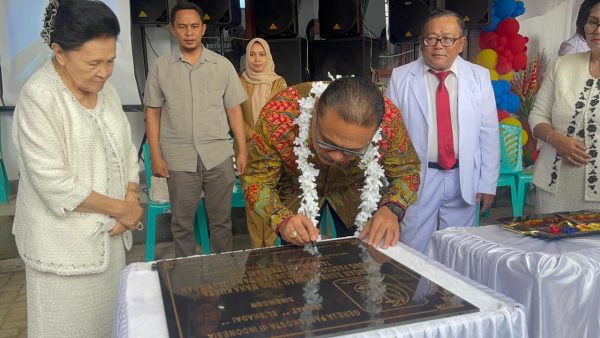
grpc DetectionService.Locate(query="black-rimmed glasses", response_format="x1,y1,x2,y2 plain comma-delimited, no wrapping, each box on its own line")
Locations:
585,20,600,34
422,36,464,47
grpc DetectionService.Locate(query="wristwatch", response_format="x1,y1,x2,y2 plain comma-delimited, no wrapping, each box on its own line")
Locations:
383,203,405,223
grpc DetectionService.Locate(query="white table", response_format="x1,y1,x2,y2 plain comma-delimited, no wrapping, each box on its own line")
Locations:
113,240,527,338
428,225,600,338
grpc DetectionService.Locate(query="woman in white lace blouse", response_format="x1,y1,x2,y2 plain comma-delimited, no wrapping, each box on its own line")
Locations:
12,1,142,337
529,0,600,213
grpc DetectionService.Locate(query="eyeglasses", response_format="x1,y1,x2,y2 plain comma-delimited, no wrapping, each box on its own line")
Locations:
422,36,463,47
315,117,370,157
584,20,600,34
316,138,369,157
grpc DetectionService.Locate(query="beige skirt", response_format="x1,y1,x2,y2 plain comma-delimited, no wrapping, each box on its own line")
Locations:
25,235,125,338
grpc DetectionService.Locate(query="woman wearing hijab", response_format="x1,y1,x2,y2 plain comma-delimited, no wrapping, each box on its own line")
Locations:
239,38,287,248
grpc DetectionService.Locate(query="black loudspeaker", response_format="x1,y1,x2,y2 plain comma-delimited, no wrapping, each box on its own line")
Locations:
444,0,491,27
253,0,298,38
130,0,169,25
185,0,241,26
389,0,431,44
319,0,364,38
268,38,308,86
309,37,377,81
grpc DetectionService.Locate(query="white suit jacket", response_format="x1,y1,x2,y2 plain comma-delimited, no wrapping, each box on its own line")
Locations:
387,56,499,205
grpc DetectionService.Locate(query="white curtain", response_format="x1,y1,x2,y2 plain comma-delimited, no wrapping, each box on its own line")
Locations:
518,0,585,59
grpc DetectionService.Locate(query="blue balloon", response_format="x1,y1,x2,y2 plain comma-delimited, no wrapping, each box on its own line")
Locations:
483,15,502,32
494,0,517,19
499,80,511,92
492,80,519,113
496,99,508,111
505,93,521,113
491,80,504,97
512,1,526,17
492,80,509,96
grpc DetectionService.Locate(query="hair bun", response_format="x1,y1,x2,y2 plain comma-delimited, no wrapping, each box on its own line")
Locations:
41,0,59,45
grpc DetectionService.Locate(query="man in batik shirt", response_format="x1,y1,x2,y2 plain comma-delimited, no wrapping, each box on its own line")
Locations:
241,78,420,249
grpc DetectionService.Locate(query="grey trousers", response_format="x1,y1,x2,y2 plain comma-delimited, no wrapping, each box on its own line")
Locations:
167,155,234,257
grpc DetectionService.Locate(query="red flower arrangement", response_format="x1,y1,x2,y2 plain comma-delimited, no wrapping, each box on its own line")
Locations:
510,52,547,166
511,52,547,120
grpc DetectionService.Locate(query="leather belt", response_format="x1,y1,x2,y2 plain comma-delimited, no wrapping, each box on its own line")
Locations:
427,160,459,170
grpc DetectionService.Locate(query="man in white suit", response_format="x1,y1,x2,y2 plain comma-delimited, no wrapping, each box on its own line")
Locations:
387,9,499,252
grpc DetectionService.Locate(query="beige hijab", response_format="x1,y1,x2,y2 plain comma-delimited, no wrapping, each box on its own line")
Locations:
241,38,282,123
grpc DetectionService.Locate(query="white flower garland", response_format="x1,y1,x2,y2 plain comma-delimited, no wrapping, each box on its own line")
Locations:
293,77,385,236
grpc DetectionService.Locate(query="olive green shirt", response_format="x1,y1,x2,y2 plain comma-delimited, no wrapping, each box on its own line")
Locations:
144,46,247,171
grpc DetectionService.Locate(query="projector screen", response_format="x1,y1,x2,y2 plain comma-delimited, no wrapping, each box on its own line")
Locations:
0,0,141,105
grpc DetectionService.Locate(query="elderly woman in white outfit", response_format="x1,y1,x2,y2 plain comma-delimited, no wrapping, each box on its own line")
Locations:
530,0,600,213
12,0,143,337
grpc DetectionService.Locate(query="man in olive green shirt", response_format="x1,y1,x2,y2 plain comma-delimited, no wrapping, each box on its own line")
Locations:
144,3,247,256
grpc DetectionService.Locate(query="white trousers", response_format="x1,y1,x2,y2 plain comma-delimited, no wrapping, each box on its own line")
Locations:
401,167,477,253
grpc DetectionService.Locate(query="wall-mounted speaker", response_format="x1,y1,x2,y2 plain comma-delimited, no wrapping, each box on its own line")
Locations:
319,0,364,39
389,0,431,44
184,0,241,26
269,37,308,86
309,36,377,81
443,0,491,27
253,0,298,38
130,0,169,26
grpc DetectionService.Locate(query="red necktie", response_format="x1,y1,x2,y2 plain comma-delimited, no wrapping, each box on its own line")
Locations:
430,70,456,170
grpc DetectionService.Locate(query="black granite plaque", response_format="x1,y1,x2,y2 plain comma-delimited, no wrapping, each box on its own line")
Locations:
155,238,478,338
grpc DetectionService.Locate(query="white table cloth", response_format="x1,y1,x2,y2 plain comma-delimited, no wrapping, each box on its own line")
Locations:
113,240,527,338
428,225,600,338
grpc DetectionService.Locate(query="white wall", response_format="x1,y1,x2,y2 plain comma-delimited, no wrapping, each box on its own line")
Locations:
0,0,140,105
0,0,143,180
518,0,585,59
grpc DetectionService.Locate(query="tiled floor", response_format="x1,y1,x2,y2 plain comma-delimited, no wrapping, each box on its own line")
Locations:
0,258,26,338
0,192,525,337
